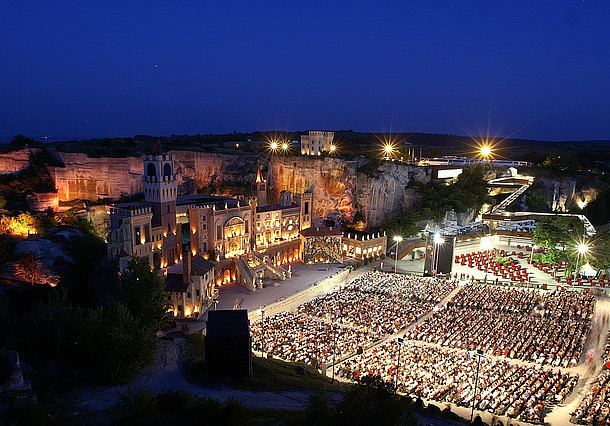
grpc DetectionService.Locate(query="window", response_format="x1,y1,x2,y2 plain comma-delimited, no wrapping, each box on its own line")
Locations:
216,225,222,240
245,220,249,234
196,289,200,297
304,202,309,215
134,226,141,244
187,292,191,298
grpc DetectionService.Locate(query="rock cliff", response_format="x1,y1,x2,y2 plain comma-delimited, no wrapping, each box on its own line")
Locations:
0,148,39,174
0,148,258,202
269,156,431,228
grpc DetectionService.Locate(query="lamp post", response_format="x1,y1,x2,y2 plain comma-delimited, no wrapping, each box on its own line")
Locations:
529,244,538,264
260,306,266,357
393,235,403,273
573,242,590,285
394,337,404,394
332,322,338,384
470,349,485,423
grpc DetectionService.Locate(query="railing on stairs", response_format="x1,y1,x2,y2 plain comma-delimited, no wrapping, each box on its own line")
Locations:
235,257,259,291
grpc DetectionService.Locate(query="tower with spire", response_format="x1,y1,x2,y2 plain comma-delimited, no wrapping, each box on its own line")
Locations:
252,163,268,206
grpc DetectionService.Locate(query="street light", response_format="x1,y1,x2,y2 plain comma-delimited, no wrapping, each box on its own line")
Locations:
529,244,538,264
479,145,492,159
393,235,403,273
470,349,485,423
329,144,337,153
383,143,395,160
260,306,266,357
394,337,404,394
573,241,590,284
281,142,289,152
270,141,278,151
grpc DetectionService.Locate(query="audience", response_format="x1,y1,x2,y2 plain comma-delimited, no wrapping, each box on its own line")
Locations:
339,341,578,424
406,284,594,367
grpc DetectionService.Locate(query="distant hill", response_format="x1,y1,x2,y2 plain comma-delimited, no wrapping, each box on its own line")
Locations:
2,131,609,165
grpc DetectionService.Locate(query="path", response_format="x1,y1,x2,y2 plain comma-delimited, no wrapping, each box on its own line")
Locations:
67,337,340,415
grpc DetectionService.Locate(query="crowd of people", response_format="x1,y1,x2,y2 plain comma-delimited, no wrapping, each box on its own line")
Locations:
251,272,456,366
338,341,578,424
296,272,456,334
572,333,610,425
249,272,598,423
405,284,595,367
250,311,380,367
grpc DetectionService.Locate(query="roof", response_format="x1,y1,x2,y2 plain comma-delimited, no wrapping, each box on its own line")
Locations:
113,201,148,210
164,274,189,293
256,203,299,213
166,255,214,277
176,194,232,206
300,226,343,237
191,256,214,276
206,310,250,337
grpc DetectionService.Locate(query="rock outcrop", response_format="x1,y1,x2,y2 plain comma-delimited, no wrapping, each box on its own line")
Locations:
269,156,431,228
0,150,259,202
0,148,39,174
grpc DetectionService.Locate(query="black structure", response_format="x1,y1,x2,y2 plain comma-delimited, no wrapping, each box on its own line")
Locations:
205,309,252,378
423,234,456,276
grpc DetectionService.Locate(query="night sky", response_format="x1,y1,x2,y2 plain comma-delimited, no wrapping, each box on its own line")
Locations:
1,1,610,141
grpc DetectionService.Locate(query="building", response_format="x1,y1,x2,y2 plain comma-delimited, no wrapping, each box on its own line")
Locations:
165,248,216,319
107,152,315,291
300,130,334,156
342,231,387,261
108,153,180,272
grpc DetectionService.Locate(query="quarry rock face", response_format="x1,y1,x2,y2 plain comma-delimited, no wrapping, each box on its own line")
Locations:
269,156,431,227
6,150,258,202
170,151,258,194
268,156,359,221
0,148,39,174
50,152,144,201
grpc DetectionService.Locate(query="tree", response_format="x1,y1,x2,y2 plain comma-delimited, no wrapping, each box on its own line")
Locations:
10,134,43,148
590,232,610,277
532,216,585,267
120,258,167,331
15,253,46,285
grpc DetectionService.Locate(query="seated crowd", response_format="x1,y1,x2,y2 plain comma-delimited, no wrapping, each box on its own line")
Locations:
250,311,380,367
339,341,578,424
572,333,610,425
405,284,594,367
251,272,455,365
296,272,456,335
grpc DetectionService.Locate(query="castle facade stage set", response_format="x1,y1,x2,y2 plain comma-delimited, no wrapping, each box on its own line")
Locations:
107,153,386,318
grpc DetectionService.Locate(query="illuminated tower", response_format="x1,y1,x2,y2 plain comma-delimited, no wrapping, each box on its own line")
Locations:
143,153,178,265
252,164,268,206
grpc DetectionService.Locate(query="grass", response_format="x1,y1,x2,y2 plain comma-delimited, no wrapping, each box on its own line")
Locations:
183,333,349,392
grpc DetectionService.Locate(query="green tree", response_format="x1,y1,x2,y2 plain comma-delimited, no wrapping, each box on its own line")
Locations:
532,216,585,267
590,232,610,277
120,258,167,330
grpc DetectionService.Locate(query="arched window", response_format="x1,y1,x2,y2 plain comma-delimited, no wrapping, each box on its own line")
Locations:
147,163,156,177
163,163,172,177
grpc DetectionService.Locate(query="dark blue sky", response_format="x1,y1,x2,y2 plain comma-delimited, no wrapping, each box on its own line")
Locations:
1,1,610,141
